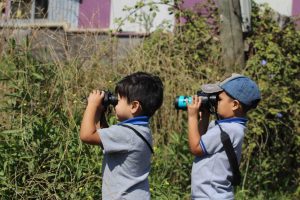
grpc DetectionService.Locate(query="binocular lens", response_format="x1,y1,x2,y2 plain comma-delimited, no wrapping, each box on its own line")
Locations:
174,96,192,110
103,91,118,107
108,95,118,106
174,93,217,111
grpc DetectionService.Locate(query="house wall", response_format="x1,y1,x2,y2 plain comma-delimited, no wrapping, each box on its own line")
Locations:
48,0,79,28
292,0,300,26
254,0,292,16
4,0,10,18
292,0,300,16
253,0,300,27
1,0,79,28
78,0,110,29
178,0,215,25
1,0,300,31
0,28,144,68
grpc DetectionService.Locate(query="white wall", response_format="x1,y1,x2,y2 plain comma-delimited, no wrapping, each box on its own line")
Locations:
254,0,292,16
110,0,175,33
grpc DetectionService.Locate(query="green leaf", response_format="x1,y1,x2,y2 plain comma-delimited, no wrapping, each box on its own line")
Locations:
0,129,23,134
32,72,44,81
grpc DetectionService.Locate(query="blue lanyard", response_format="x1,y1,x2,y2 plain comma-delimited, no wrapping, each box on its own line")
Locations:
216,117,247,126
118,116,149,125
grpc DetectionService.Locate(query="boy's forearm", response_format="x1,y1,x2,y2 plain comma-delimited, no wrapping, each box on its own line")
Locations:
80,104,101,144
188,110,210,156
188,115,202,155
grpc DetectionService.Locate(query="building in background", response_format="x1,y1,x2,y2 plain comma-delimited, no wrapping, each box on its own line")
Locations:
0,0,299,33
0,0,175,33
0,0,299,66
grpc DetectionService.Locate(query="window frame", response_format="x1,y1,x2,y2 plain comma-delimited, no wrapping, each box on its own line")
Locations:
8,0,48,21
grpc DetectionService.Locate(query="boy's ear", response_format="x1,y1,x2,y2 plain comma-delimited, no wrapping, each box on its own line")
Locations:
130,101,142,115
232,100,241,111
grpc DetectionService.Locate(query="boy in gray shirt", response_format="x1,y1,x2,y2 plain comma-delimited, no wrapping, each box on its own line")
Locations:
186,74,261,199
80,72,163,200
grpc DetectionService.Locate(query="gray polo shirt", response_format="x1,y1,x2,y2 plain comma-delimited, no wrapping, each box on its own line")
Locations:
98,123,152,200
191,118,247,200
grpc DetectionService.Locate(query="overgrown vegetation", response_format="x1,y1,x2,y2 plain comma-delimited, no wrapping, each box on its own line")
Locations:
0,2,299,199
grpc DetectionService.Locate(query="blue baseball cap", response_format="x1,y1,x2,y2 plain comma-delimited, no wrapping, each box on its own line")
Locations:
201,73,261,108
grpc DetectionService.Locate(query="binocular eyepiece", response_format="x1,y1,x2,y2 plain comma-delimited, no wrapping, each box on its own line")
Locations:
174,91,218,111
103,91,118,107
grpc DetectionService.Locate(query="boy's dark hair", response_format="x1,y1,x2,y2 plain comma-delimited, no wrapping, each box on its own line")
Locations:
115,72,164,117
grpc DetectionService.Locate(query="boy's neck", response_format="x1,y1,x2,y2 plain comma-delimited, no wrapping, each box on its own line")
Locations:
234,108,247,118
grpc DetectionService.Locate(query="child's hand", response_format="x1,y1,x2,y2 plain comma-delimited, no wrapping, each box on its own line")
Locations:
187,95,201,117
87,90,104,109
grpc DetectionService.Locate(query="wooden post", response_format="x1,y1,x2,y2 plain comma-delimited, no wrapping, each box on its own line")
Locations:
218,0,245,72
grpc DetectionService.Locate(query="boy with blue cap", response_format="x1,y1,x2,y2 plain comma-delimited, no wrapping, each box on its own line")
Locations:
186,73,261,199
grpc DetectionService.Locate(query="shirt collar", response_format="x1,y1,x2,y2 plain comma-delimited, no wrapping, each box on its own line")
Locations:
216,117,248,126
118,116,149,125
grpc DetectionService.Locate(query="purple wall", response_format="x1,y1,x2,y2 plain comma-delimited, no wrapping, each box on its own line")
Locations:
179,0,203,24
179,0,216,25
292,0,300,26
292,0,300,16
181,0,201,9
4,0,11,19
78,0,111,29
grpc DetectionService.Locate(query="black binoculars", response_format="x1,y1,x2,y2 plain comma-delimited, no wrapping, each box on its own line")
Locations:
102,91,118,107
174,91,218,111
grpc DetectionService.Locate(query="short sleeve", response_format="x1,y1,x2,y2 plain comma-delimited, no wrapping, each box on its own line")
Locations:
200,125,223,155
98,125,133,153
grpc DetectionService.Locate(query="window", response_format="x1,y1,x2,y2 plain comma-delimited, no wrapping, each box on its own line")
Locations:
1,0,7,18
35,0,48,18
10,0,48,19
11,0,32,19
